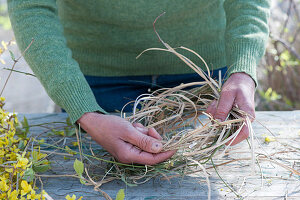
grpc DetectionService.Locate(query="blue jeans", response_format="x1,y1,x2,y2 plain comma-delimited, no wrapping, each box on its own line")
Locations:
85,67,227,113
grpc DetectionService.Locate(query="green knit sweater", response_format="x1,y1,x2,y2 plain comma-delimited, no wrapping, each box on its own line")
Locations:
7,0,270,123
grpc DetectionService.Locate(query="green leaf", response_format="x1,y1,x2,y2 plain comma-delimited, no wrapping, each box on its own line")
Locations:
34,159,49,166
115,189,125,200
32,151,38,162
33,159,51,173
33,163,51,173
18,140,25,149
73,159,84,176
22,116,29,134
9,50,15,60
23,168,35,182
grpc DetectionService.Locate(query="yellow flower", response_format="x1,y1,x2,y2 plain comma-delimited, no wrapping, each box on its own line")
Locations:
65,146,76,155
0,149,5,156
16,157,29,169
14,115,18,124
265,136,276,143
27,190,42,200
66,194,76,200
40,190,47,200
0,193,7,199
5,167,14,173
66,194,82,200
1,41,7,50
72,141,79,147
7,189,19,200
0,100,50,200
0,177,9,191
21,180,33,196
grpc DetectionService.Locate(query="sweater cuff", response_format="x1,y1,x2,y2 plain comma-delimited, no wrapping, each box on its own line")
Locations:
226,42,261,86
51,77,107,124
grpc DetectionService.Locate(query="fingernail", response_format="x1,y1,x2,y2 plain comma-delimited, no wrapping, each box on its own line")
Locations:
151,142,162,152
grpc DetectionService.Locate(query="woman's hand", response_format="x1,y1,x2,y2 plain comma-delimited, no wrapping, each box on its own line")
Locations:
206,72,256,145
77,113,176,165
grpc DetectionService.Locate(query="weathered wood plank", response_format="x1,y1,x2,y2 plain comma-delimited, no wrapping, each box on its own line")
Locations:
17,111,300,200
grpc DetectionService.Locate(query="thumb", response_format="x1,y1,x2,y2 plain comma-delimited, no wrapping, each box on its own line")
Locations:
125,127,163,153
214,90,235,121
206,100,217,116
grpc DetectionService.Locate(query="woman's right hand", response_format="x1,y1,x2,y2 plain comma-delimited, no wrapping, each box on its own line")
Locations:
77,112,176,165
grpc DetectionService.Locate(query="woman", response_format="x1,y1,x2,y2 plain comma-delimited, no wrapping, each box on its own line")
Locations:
7,0,270,165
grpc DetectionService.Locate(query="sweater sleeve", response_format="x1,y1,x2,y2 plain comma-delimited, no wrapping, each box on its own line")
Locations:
223,0,270,85
7,0,107,123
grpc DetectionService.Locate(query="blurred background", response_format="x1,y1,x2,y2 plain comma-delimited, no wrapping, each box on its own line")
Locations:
0,0,299,113
0,0,56,113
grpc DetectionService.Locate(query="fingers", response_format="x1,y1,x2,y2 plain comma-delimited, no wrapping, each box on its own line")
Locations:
132,123,163,140
132,123,148,134
235,95,256,122
225,86,255,146
123,126,163,154
148,128,163,140
133,150,176,165
117,141,176,165
206,100,217,116
239,103,256,122
132,122,145,129
225,124,249,146
214,90,235,121
213,73,256,146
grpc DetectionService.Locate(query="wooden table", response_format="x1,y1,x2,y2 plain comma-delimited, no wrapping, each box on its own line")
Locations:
19,111,300,200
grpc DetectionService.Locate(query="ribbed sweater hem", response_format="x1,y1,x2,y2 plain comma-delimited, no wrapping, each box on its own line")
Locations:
226,42,262,85
51,77,107,124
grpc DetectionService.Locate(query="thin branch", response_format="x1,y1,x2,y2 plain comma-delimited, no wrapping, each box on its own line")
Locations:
2,68,36,77
280,0,292,38
270,34,300,61
0,39,34,96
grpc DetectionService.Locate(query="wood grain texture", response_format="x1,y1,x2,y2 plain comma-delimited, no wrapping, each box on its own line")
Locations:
19,111,300,200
